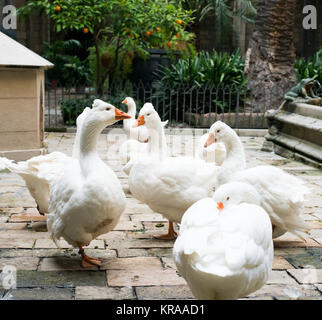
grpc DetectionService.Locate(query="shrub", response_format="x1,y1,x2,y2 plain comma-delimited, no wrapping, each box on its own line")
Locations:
295,48,322,85
59,86,134,125
154,50,246,89
60,97,94,125
88,44,149,91
152,50,247,120
43,39,92,87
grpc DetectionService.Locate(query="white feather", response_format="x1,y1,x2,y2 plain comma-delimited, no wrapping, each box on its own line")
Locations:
173,197,273,300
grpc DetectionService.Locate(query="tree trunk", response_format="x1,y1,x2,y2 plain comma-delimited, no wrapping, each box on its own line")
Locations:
191,19,201,51
246,0,297,111
93,34,102,95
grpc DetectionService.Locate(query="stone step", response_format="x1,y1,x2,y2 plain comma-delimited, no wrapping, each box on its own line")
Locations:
268,111,322,147
266,101,322,166
266,131,322,164
283,102,322,120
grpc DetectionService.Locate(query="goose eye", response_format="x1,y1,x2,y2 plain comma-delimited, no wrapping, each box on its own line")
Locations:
226,196,230,201
217,129,220,133
105,107,111,111
146,113,151,116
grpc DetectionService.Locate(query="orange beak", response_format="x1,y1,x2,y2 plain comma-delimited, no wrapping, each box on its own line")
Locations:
204,133,217,148
217,202,224,211
122,99,127,104
115,107,131,120
133,115,145,128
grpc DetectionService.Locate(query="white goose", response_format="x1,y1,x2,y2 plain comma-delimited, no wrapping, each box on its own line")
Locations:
204,121,310,239
72,99,104,158
204,121,246,188
196,128,226,165
122,97,150,143
47,102,131,267
119,97,168,172
0,105,97,215
128,103,218,239
173,182,273,300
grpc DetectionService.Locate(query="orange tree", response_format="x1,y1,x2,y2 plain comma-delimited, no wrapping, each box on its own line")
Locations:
18,0,194,94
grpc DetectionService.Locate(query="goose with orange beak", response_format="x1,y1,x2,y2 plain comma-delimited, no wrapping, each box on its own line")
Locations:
119,98,169,174
195,127,226,165
0,99,114,218
173,181,273,300
205,121,310,240
203,121,246,188
47,100,132,268
128,103,217,240
122,97,150,143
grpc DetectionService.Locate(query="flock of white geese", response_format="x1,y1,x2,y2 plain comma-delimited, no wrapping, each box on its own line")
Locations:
0,97,310,300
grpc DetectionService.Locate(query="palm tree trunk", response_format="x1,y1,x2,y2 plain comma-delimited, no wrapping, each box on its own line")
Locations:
246,0,297,112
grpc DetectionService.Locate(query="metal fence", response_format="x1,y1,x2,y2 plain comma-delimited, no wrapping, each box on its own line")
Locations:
45,81,287,130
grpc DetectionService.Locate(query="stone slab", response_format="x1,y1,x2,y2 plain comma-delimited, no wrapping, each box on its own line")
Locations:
247,284,321,299
16,270,106,288
34,239,105,249
0,239,34,249
284,251,322,269
267,271,298,285
273,256,294,270
38,257,98,271
0,257,39,271
287,269,322,284
113,221,144,231
3,287,74,300
75,286,134,300
9,213,46,222
104,257,185,287
135,285,194,300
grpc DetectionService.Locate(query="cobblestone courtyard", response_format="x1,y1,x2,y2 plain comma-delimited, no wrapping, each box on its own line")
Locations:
0,131,321,300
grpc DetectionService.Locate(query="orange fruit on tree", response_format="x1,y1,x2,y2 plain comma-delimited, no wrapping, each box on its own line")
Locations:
145,31,151,36
176,33,181,38
156,27,161,31
129,34,134,38
125,28,130,33
83,28,89,34
56,5,61,11
166,41,171,47
151,30,155,34
176,19,182,25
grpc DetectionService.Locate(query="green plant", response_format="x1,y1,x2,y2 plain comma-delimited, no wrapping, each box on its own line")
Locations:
60,97,94,125
88,43,149,90
42,39,92,87
178,0,256,49
295,48,322,85
152,50,247,120
59,83,134,125
200,0,256,22
154,50,246,89
18,0,195,94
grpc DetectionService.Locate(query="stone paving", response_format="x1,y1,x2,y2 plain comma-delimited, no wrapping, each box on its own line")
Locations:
0,131,321,300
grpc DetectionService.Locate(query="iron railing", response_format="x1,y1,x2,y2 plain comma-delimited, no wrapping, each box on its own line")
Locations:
45,82,287,130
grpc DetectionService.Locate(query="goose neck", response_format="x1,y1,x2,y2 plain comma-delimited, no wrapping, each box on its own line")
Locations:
223,131,245,163
147,123,167,160
79,121,105,174
126,101,136,118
